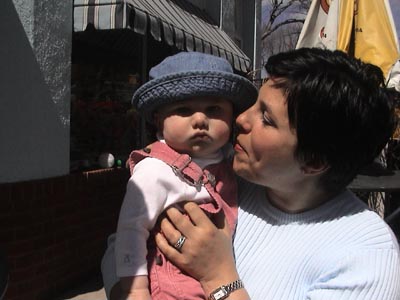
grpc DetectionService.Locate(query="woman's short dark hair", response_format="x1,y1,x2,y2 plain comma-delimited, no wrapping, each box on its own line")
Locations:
265,48,396,192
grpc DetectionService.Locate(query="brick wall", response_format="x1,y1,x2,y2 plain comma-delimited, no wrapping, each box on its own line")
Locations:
0,168,130,300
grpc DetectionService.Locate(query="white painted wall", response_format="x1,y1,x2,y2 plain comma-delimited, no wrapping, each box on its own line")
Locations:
0,0,71,183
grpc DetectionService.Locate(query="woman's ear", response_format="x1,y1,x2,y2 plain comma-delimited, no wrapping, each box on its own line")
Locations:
300,163,330,175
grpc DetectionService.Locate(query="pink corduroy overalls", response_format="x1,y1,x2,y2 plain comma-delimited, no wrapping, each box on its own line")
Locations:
127,141,238,300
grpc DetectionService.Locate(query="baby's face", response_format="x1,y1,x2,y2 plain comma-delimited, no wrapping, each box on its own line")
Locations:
155,97,233,157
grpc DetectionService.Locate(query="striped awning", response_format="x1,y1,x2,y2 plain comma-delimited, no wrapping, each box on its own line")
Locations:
73,0,252,72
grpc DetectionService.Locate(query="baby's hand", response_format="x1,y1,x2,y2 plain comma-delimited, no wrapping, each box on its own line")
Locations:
119,276,151,300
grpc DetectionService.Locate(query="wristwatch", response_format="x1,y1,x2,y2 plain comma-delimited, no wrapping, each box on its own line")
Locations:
208,279,244,300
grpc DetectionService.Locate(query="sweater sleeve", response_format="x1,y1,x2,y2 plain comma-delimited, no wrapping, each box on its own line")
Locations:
307,248,400,300
115,158,173,277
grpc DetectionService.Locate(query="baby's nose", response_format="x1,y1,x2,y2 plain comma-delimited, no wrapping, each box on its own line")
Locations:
191,112,209,128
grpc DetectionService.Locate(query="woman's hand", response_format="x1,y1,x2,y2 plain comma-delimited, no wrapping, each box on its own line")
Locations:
155,202,240,295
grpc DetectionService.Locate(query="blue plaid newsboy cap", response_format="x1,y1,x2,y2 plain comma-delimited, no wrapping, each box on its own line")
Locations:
132,51,258,120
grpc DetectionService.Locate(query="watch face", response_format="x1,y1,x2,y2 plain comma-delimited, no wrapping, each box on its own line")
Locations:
212,287,228,300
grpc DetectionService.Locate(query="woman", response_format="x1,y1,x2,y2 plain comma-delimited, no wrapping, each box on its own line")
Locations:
103,48,400,300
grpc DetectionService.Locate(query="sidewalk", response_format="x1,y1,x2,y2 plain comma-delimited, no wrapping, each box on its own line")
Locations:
53,274,106,300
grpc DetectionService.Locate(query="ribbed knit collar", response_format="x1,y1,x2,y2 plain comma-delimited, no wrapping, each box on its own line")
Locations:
255,186,360,224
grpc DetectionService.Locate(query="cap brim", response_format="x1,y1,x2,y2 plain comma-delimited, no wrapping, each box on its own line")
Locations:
132,71,258,121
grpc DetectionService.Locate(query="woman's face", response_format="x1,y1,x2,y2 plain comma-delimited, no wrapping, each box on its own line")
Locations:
233,79,302,188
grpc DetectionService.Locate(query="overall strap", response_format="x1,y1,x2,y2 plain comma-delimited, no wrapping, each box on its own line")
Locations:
127,142,204,185
127,142,225,211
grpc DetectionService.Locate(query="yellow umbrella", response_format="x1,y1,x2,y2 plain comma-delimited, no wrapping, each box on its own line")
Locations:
352,0,399,77
297,0,399,79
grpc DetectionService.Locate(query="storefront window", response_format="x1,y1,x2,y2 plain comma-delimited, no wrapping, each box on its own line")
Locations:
70,63,141,171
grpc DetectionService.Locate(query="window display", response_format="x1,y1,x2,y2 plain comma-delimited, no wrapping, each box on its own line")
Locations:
70,63,141,171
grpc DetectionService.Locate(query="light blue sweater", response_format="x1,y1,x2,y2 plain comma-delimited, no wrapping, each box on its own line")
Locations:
234,180,400,300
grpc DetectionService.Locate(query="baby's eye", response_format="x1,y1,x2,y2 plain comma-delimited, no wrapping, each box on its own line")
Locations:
206,105,222,114
174,107,191,115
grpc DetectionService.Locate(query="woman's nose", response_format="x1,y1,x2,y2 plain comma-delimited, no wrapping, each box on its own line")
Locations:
235,108,251,132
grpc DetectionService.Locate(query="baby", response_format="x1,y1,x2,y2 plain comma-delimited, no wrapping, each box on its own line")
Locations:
115,52,257,300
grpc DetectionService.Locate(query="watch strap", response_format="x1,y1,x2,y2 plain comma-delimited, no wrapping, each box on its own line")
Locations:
209,279,244,300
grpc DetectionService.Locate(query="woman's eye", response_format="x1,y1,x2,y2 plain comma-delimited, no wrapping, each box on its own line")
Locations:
262,111,273,126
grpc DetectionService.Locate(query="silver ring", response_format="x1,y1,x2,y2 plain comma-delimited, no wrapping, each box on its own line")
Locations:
174,235,186,251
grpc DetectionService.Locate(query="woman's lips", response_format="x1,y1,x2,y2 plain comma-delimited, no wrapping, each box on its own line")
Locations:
234,141,244,152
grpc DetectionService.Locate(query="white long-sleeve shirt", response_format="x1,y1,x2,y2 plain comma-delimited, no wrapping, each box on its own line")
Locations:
234,179,400,300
